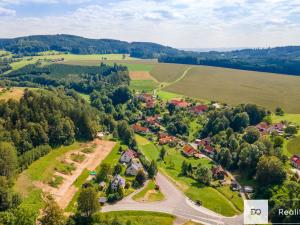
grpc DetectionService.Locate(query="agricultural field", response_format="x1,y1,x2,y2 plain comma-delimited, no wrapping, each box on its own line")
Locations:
135,135,243,216
130,80,158,92
164,66,300,113
150,63,189,83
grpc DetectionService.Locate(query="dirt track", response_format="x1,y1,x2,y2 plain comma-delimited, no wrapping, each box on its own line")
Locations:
37,140,116,209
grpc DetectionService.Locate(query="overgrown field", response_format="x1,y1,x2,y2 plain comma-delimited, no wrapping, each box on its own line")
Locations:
165,66,300,113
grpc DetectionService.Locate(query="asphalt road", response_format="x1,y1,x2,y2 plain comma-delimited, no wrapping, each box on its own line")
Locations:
102,172,244,225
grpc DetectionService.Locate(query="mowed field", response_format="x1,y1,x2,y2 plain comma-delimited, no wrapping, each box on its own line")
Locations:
164,66,300,113
0,87,28,101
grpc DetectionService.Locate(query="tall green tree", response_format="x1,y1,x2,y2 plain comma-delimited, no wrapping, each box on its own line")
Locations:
256,156,286,187
39,195,66,225
0,142,17,180
77,187,99,217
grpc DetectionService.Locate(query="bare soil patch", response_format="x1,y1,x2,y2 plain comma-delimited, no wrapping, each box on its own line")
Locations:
129,71,155,80
36,140,116,209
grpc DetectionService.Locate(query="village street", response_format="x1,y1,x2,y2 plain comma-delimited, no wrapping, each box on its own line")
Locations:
102,172,244,225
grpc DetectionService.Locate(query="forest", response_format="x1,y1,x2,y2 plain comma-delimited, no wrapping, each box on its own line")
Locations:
1,63,130,94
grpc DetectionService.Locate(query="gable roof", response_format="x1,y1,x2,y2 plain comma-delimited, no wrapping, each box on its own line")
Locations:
190,105,208,114
183,144,196,156
291,155,300,166
122,149,137,158
169,99,190,108
132,124,149,133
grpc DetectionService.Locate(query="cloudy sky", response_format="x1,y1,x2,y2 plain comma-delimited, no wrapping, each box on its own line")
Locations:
0,0,300,48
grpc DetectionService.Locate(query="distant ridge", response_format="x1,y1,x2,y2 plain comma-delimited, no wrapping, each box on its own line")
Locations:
1,34,300,75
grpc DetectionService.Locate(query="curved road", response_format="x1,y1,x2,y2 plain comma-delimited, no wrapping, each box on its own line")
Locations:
102,172,244,225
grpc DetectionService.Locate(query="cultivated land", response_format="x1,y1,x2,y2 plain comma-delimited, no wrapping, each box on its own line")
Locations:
164,66,300,113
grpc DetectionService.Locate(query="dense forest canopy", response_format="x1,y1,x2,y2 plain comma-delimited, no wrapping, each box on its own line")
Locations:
1,63,130,94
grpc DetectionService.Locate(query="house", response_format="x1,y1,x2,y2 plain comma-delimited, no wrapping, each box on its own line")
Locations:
291,155,300,169
96,132,105,139
256,122,269,133
212,103,221,109
211,166,227,180
138,93,153,103
158,134,177,145
182,144,197,157
201,145,215,157
169,99,190,108
190,105,208,115
99,197,107,205
146,100,155,109
126,158,144,176
195,137,211,147
111,175,126,191
231,181,241,191
158,132,169,139
120,149,137,163
269,122,285,135
132,124,150,134
244,186,254,193
145,115,160,125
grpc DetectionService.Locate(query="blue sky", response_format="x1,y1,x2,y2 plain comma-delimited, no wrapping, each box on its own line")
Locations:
0,0,300,48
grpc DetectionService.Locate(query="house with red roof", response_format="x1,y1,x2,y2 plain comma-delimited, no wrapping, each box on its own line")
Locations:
182,144,197,157
145,115,160,125
120,149,138,163
291,155,300,169
159,135,177,145
132,124,150,135
169,99,190,108
190,105,208,115
256,122,270,134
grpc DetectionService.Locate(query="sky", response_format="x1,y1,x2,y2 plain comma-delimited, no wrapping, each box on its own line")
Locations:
0,0,300,48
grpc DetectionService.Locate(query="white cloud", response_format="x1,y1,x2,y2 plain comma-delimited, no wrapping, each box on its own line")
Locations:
0,0,299,48
0,6,15,16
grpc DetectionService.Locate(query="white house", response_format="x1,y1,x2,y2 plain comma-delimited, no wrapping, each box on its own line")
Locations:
111,175,126,191
120,149,137,163
126,158,144,176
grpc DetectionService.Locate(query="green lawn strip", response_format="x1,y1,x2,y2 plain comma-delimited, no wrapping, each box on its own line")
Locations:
287,136,300,155
100,211,175,225
157,90,184,101
136,135,240,216
132,180,164,202
130,80,158,92
271,113,300,125
216,185,244,212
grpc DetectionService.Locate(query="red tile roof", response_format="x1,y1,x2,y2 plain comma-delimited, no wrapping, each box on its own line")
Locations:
190,105,208,114
132,124,149,133
291,155,300,166
123,149,138,158
159,136,177,145
183,144,196,156
170,99,190,108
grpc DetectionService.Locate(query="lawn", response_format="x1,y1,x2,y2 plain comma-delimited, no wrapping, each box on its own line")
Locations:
130,80,158,92
136,135,241,216
98,211,175,225
271,113,300,126
165,66,300,113
14,142,81,213
287,136,300,155
157,90,184,101
132,180,164,202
